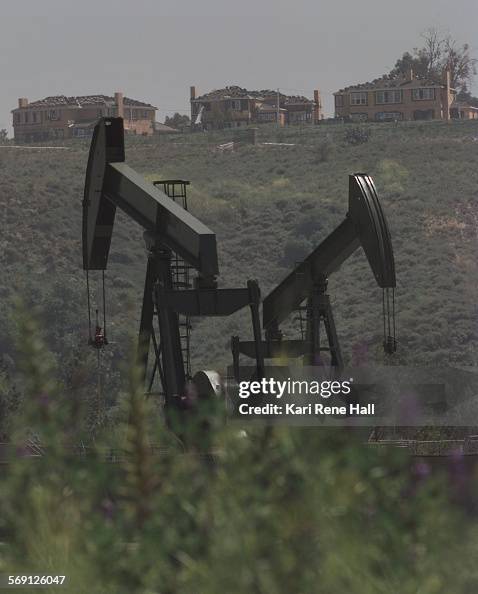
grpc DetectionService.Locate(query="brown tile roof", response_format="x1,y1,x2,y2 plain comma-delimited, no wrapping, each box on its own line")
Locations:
22,94,156,108
194,86,270,100
336,73,444,93
194,85,314,104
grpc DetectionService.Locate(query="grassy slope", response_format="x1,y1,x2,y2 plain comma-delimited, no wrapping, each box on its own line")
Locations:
2,120,478,393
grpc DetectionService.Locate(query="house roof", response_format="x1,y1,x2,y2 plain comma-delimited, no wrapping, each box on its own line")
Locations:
194,85,314,104
335,73,446,94
194,86,273,100
18,94,156,109
450,101,478,111
154,122,180,133
283,95,314,105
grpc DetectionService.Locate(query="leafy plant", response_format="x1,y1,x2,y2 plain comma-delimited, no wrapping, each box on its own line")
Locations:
344,126,372,145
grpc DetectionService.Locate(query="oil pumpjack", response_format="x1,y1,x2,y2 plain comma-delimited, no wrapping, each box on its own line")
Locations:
232,174,396,377
82,117,264,420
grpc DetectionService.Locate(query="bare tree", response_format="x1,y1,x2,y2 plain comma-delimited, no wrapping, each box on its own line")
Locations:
419,28,445,75
390,28,476,92
443,37,477,91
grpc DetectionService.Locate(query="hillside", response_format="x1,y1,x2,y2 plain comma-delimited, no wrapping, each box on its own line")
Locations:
2,120,478,418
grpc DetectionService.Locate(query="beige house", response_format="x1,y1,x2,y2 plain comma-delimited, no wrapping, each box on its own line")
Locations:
334,69,458,122
190,85,322,129
12,92,157,142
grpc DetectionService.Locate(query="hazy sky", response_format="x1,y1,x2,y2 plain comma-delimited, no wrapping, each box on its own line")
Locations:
1,0,477,133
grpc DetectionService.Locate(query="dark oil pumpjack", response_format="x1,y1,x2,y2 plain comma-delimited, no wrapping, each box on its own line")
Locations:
232,173,397,377
82,117,265,425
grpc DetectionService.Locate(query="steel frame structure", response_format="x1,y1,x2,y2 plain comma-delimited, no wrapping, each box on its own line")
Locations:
82,118,264,416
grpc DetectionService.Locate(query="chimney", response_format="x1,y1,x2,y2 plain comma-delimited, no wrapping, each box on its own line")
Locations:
190,86,197,101
406,67,414,82
443,67,451,88
442,68,452,121
314,89,322,123
114,91,124,119
18,98,28,108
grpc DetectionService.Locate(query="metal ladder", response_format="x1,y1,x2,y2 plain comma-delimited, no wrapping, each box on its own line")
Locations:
153,180,193,379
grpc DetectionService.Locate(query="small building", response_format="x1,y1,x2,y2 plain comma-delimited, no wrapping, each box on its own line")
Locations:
190,85,321,129
449,101,478,120
12,92,157,142
333,69,456,122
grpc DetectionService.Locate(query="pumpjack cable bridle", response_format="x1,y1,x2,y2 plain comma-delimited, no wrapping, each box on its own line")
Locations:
382,287,397,354
85,268,108,348
86,268,109,415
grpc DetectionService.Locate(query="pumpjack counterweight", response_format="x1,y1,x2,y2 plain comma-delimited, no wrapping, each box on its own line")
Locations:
82,118,264,419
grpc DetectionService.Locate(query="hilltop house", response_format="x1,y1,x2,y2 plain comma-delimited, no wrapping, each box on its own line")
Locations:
12,92,157,142
190,85,322,129
333,69,477,122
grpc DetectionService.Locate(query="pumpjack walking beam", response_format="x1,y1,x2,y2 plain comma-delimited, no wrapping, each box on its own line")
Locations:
83,117,264,412
232,174,397,375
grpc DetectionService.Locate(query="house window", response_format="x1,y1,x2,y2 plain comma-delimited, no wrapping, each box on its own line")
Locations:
14,113,21,124
350,92,368,105
32,112,37,123
231,100,242,111
412,88,436,101
375,111,403,121
143,110,149,118
47,109,60,121
375,90,402,104
24,112,29,123
335,94,344,107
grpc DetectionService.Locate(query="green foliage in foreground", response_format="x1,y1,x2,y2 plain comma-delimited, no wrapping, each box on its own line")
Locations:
2,314,478,593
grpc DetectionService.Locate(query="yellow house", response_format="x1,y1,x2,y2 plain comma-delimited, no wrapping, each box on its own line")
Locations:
334,68,456,122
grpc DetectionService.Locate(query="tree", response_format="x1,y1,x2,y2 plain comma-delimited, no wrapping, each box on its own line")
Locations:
0,129,8,143
164,112,190,130
390,28,477,92
443,37,477,92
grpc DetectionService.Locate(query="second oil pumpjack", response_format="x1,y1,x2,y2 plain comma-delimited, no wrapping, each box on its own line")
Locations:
232,173,396,376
